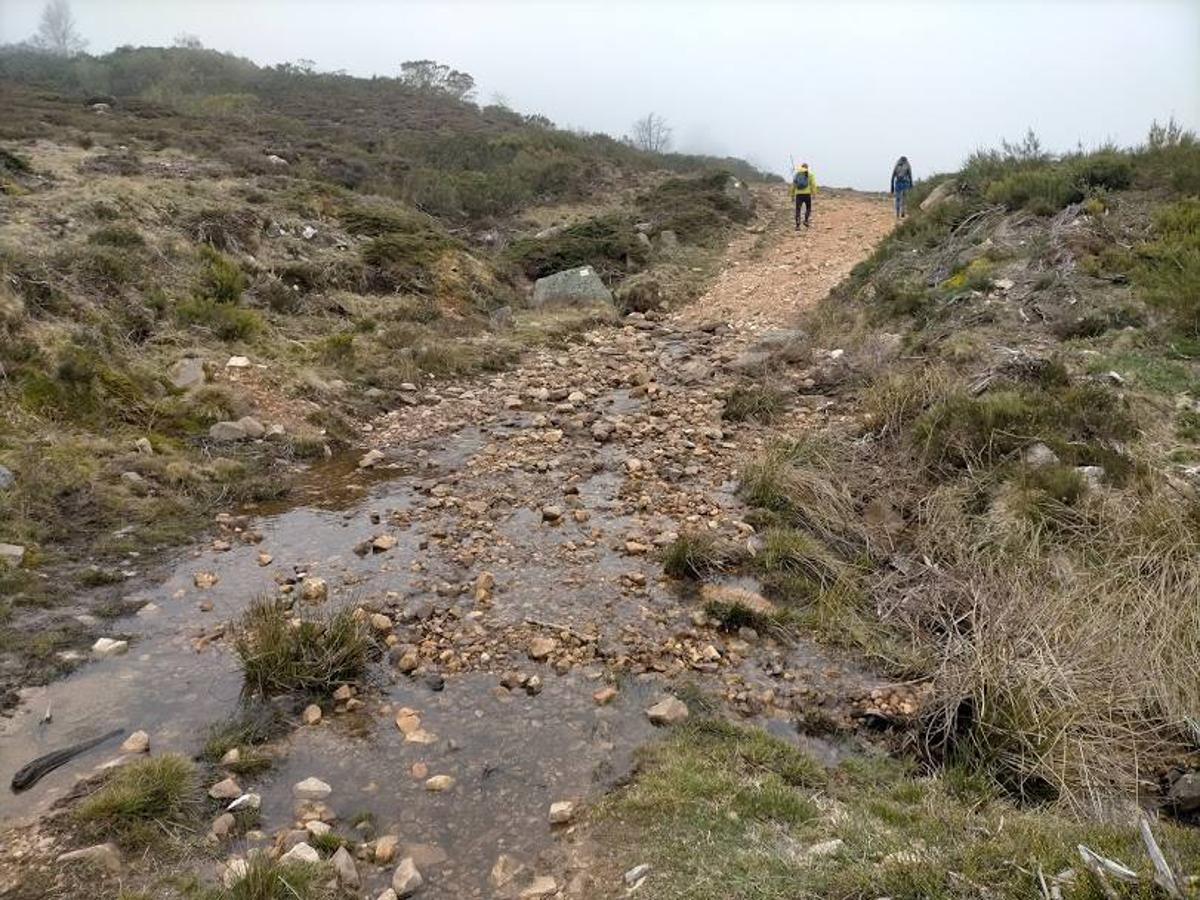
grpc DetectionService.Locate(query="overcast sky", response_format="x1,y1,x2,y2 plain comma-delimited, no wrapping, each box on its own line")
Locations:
2,0,1198,187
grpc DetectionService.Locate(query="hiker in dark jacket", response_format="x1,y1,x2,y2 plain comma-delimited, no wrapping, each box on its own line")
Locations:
790,163,816,229
890,156,913,219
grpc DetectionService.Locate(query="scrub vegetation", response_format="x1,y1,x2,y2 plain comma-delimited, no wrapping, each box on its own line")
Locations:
0,43,769,703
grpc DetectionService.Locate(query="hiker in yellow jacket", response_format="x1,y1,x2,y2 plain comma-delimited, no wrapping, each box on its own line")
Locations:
790,163,817,229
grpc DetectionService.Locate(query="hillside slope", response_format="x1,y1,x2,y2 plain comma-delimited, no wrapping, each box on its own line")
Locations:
0,47,766,702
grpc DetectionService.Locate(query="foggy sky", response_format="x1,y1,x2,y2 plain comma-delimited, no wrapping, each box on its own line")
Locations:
2,0,1198,188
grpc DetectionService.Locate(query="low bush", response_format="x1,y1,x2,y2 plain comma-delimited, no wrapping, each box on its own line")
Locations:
504,214,646,282
913,382,1134,468
737,440,866,555
362,229,456,294
1135,198,1200,335
234,597,372,697
188,207,260,253
176,297,262,341
198,246,247,303
985,167,1083,215
636,171,754,246
74,246,141,291
87,225,145,248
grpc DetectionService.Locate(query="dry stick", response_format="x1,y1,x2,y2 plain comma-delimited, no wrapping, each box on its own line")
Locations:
1077,845,1137,900
1139,815,1183,899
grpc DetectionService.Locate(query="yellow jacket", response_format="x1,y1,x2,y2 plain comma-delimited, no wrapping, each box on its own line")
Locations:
790,168,817,197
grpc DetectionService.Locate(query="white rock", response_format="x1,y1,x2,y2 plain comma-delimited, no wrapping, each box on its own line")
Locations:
293,777,332,800
280,842,320,864
392,857,424,897
226,792,261,812
645,696,689,726
359,449,386,469
226,355,251,368
624,863,652,885
209,777,242,800
0,543,27,566
374,834,400,864
121,730,149,753
92,637,129,658
300,577,328,602
548,800,577,825
490,853,523,888
305,820,331,837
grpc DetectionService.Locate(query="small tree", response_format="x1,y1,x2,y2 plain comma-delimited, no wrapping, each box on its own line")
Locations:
31,0,87,57
172,33,204,49
398,60,476,101
631,112,673,153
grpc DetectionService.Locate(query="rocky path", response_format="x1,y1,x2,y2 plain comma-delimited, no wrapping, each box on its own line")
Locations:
0,189,895,899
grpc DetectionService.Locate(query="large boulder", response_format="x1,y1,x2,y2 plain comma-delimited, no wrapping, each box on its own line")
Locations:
531,267,613,309
920,179,958,212
170,357,206,390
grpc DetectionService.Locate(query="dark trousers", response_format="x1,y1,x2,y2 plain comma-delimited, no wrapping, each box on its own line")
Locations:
795,194,811,227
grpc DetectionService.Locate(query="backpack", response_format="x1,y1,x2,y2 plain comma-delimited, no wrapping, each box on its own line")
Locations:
793,170,809,190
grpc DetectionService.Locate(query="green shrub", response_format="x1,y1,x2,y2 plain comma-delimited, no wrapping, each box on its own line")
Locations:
87,225,145,248
914,383,1134,468
75,246,140,291
504,214,645,282
985,167,1082,215
1019,463,1088,506
1135,198,1200,334
1071,151,1134,191
199,246,246,303
636,171,754,245
361,229,455,294
341,204,426,236
176,297,262,341
234,597,372,697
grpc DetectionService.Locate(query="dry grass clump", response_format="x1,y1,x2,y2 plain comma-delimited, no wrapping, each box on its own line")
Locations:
234,597,372,697
662,530,741,580
917,485,1200,811
737,438,869,557
721,384,790,424
860,366,955,441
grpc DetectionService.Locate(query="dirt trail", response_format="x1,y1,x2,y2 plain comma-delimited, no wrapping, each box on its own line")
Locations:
678,188,892,331
0,189,894,899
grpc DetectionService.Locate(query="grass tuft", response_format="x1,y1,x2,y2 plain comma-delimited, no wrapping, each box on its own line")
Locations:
234,597,372,697
662,531,739,580
75,754,199,846
721,384,789,423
